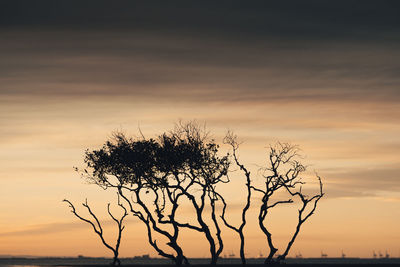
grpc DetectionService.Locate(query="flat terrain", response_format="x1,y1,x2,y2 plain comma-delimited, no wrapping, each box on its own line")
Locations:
1,257,400,266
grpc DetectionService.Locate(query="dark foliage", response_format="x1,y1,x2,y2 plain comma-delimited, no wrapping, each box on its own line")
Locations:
80,122,229,265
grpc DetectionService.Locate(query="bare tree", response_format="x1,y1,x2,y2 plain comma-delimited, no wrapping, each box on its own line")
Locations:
252,142,324,264
158,121,230,265
63,194,128,266
276,174,323,262
220,131,252,265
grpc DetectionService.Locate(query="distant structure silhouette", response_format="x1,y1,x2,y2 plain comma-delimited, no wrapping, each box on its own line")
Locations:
321,251,328,258
295,252,302,259
341,250,346,258
385,250,390,258
373,251,377,258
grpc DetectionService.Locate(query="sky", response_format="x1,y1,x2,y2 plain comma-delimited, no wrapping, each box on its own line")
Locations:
1,0,400,259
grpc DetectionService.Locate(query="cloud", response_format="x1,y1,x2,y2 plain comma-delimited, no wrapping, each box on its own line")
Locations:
322,166,400,199
1,29,400,107
2,1,399,42
0,218,138,238
1,2,400,106
0,221,89,237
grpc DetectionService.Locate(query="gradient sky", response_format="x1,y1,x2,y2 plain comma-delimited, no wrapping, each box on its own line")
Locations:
1,0,400,259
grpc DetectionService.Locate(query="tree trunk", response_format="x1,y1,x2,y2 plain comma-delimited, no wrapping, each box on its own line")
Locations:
112,251,120,266
264,247,278,265
210,254,218,265
239,231,246,265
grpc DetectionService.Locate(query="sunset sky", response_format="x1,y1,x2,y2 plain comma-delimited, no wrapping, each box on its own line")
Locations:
1,0,400,259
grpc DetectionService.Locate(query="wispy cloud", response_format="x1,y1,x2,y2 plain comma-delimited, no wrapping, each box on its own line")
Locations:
0,221,89,237
1,29,400,105
0,219,137,237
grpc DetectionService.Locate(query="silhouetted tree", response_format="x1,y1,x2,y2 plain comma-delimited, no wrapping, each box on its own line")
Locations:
63,194,127,266
220,132,252,265
79,121,229,265
165,122,229,265
252,142,324,264
81,133,188,265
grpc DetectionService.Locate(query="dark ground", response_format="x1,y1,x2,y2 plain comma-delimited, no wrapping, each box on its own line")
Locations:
1,257,400,266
